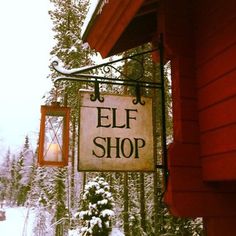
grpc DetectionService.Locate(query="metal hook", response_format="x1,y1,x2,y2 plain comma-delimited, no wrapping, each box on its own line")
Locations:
90,79,104,102
132,83,145,105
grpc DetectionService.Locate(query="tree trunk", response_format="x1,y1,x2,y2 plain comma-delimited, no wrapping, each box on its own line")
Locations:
123,172,130,236
139,173,146,232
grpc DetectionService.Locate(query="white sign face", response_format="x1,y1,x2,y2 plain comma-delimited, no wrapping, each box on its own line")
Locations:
78,91,155,171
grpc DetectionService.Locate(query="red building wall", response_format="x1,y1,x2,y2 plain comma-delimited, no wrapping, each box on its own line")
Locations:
194,2,236,233
196,0,236,181
162,0,236,223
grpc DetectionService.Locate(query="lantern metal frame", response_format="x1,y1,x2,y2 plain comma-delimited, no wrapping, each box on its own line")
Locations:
38,102,70,167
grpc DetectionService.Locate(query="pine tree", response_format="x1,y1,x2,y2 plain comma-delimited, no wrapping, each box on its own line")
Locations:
16,136,35,206
9,155,18,205
49,0,91,68
52,168,68,236
45,0,95,234
0,149,11,205
76,177,114,236
48,0,94,108
33,193,53,236
15,151,24,205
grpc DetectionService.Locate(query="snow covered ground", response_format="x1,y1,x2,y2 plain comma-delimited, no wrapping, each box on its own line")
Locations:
0,207,124,236
0,207,35,236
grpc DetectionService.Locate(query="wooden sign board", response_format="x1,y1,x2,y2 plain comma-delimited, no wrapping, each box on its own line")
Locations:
78,91,155,171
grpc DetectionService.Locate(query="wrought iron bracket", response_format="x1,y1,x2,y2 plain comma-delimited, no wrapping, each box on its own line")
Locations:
52,48,161,105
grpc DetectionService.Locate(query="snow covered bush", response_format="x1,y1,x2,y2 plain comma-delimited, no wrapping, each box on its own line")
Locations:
75,177,114,236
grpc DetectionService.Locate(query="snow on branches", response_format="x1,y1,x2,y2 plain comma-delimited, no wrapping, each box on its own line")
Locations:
75,176,114,236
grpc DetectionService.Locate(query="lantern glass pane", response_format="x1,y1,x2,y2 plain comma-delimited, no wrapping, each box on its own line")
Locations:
43,115,63,162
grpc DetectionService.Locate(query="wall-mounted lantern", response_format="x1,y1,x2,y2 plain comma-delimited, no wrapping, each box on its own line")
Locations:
38,102,70,167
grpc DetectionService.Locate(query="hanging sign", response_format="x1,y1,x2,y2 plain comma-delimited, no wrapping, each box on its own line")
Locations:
78,91,155,172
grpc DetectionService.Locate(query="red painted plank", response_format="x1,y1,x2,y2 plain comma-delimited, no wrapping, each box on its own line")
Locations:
196,17,236,66
181,121,199,143
165,34,194,56
170,55,198,143
170,58,196,99
172,118,199,143
175,56,196,78
199,96,236,132
180,98,198,120
168,166,210,192
198,69,236,110
195,0,236,43
200,124,236,156
196,42,236,88
165,14,193,38
168,142,201,167
202,151,236,181
166,191,236,217
169,165,236,193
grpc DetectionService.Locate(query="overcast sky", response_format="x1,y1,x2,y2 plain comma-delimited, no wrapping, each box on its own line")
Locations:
0,1,54,157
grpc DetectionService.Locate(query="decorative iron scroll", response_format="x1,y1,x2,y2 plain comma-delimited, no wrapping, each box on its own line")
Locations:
52,48,161,105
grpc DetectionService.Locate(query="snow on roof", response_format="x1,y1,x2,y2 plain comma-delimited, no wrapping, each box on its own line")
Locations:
81,0,109,40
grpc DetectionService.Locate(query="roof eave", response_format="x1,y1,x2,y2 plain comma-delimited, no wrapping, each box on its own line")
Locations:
81,0,146,58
